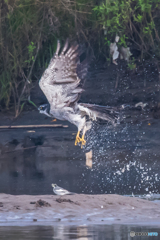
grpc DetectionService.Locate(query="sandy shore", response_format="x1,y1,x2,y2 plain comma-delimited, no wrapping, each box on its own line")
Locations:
0,194,160,226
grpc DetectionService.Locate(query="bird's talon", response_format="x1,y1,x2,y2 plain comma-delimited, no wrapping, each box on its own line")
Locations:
75,131,86,147
75,137,81,145
75,131,81,145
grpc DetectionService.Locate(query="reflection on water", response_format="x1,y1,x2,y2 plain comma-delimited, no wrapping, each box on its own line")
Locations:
0,119,160,196
0,224,159,240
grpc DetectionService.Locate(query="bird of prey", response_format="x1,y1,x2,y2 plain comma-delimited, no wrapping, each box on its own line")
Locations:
38,39,119,146
51,184,75,195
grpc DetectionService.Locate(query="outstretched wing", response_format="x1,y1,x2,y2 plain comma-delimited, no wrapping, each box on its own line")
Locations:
39,39,85,109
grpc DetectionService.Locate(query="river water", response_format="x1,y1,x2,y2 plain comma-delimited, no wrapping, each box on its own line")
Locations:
0,119,160,197
0,224,160,240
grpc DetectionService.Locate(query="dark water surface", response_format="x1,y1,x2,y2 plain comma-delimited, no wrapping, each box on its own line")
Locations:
0,62,160,197
0,118,160,197
0,224,160,240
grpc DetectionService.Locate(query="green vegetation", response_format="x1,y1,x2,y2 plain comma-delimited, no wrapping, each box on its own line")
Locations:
0,0,160,115
93,0,160,58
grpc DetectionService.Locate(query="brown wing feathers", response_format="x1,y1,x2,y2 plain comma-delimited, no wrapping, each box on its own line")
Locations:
39,39,88,108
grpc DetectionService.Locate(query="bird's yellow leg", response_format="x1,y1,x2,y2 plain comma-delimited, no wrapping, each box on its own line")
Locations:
75,130,86,147
81,133,86,148
75,131,81,145
81,125,87,148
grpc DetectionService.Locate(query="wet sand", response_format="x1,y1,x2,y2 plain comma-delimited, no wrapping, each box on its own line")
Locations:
0,193,160,226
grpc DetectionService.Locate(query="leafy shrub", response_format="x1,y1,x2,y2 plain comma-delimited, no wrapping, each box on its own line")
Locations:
93,0,160,59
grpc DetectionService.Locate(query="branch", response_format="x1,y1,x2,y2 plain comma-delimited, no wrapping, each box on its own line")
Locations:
0,124,68,129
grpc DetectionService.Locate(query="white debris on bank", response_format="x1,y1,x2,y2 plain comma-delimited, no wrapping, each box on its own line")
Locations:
110,36,132,65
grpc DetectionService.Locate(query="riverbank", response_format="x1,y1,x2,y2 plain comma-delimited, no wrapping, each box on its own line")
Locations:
0,193,160,226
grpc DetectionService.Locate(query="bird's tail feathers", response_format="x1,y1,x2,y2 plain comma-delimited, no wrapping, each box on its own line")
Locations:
79,103,119,125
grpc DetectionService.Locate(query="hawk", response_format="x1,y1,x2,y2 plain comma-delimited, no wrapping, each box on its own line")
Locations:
38,39,119,147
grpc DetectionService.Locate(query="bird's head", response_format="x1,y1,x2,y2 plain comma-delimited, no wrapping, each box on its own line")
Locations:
38,103,52,117
51,184,57,188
